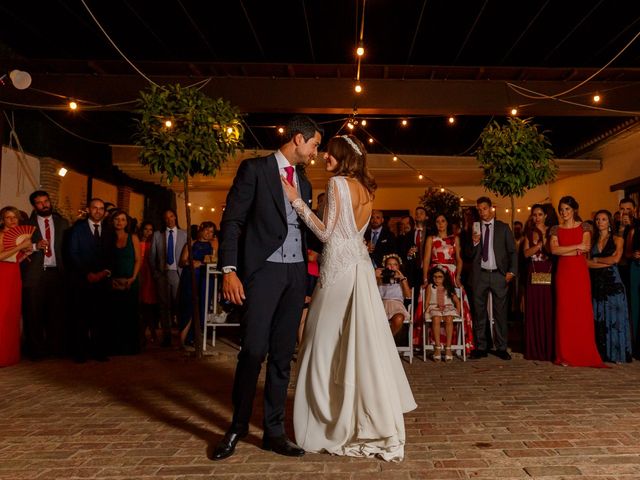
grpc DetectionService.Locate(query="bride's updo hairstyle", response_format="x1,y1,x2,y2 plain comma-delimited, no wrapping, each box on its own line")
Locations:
328,134,377,196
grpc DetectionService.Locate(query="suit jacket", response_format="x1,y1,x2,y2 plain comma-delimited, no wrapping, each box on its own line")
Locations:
364,226,397,267
67,219,114,281
21,212,69,287
468,219,518,281
149,228,188,277
219,153,312,281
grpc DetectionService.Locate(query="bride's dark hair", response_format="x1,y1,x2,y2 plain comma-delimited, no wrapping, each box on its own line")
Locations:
327,135,377,196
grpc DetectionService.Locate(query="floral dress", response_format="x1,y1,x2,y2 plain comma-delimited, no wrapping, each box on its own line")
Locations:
425,235,474,353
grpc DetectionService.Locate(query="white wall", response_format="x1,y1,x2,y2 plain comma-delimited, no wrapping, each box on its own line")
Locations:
0,146,40,213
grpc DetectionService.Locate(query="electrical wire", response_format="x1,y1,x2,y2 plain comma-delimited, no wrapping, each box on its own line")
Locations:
453,0,489,65
239,0,266,60
39,110,113,145
79,0,159,87
500,0,551,64
403,0,428,79
301,0,316,63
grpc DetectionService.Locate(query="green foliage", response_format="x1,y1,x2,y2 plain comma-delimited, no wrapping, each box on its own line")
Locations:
419,187,462,225
476,117,556,198
134,84,244,183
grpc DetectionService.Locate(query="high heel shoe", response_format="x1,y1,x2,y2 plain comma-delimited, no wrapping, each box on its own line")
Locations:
444,348,453,362
433,347,442,362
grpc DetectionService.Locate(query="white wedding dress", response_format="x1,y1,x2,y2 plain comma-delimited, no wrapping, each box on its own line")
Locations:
291,176,417,462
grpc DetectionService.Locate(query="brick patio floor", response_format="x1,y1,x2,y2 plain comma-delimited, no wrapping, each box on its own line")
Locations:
2,340,640,480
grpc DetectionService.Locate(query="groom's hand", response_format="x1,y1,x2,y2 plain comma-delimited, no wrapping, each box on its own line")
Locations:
223,271,246,305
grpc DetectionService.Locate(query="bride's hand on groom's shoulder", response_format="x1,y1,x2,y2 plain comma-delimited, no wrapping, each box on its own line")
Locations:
280,176,299,202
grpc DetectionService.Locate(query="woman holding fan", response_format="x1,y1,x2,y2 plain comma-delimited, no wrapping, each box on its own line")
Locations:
0,206,34,366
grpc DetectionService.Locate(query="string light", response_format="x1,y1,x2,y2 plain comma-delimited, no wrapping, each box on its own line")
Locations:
401,119,408,127
440,187,445,192
368,138,374,144
418,173,424,180
68,101,78,111
354,83,363,93
361,119,367,126
347,122,354,130
517,208,521,213
460,197,464,202
356,46,365,56
57,167,68,177
310,159,315,165
210,208,215,212
510,108,518,116
392,156,398,162
492,207,496,212
527,206,531,210
277,127,284,134
593,94,601,103
505,209,509,213
164,120,172,128
448,116,456,124
187,202,192,206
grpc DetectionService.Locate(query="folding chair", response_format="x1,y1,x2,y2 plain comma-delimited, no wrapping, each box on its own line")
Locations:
396,288,414,364
422,287,466,361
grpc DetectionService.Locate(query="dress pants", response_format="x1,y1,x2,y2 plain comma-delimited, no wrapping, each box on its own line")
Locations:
231,262,306,437
472,270,510,351
22,268,67,358
156,270,180,330
72,278,110,360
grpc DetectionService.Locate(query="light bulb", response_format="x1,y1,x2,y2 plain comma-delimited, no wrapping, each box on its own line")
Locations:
505,209,509,213
401,119,408,126
361,119,367,126
310,159,315,165
440,187,445,192
356,46,365,56
392,156,398,162
69,101,78,110
510,108,518,116
448,116,455,124
164,120,172,128
517,208,521,213
354,83,363,93
368,138,374,144
418,174,424,180
593,94,601,103
57,167,68,177
211,208,215,212
460,197,464,202
527,206,531,210
492,207,496,211
347,122,354,130
277,127,284,134
187,202,192,207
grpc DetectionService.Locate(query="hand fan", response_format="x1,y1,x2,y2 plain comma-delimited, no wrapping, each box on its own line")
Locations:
2,225,36,262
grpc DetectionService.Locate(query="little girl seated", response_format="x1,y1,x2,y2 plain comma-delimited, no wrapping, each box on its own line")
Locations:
376,253,412,337
425,266,461,362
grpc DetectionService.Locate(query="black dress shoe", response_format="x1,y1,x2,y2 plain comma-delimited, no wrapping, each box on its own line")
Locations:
262,435,305,457
494,350,512,360
469,349,488,360
210,429,248,461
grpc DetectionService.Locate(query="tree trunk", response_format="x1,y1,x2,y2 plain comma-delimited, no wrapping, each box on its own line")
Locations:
510,196,515,229
184,178,203,359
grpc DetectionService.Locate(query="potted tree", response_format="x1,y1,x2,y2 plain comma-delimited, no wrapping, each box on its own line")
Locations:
135,83,244,358
419,187,462,226
476,117,556,227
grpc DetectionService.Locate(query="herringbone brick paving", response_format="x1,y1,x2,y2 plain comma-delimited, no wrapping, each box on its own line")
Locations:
1,341,640,480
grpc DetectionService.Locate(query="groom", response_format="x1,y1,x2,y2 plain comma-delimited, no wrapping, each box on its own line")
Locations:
211,116,322,460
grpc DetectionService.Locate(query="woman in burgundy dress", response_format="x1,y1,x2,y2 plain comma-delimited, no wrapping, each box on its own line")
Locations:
550,196,606,368
523,204,554,361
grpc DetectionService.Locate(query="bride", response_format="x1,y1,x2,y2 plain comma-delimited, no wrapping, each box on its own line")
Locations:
281,134,416,462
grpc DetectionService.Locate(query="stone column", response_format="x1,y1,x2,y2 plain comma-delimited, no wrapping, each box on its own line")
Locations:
39,157,63,207
117,185,133,214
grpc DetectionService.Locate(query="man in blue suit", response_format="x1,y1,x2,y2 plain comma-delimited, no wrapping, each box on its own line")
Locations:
68,198,113,362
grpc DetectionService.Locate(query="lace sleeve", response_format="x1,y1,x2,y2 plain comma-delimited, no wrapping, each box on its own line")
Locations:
291,177,339,243
549,225,559,237
582,222,593,234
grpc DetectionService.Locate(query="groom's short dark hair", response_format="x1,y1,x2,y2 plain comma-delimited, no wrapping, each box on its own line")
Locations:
286,115,323,142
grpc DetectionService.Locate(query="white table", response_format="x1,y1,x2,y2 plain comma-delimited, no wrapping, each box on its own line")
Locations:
203,264,240,350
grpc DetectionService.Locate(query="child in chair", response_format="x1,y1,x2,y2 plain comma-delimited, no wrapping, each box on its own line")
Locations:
425,266,460,362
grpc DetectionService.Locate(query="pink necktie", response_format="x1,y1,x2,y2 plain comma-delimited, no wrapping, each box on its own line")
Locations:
284,166,294,185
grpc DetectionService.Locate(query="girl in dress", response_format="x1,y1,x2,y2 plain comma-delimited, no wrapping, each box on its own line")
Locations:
425,266,460,362
376,253,411,337
138,221,158,345
282,134,416,462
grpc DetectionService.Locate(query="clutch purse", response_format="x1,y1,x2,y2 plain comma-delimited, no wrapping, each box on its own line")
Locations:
111,278,130,290
531,260,552,285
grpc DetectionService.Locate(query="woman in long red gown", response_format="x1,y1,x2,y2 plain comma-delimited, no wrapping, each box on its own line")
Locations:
550,196,606,368
0,206,33,367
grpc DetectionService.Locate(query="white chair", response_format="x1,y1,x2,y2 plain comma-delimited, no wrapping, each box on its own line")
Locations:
396,288,414,364
422,287,466,362
202,264,240,351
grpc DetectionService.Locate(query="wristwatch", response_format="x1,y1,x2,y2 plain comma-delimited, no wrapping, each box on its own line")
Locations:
221,266,237,274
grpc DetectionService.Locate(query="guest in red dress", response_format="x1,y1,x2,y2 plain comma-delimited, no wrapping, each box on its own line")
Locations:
138,221,158,345
0,206,33,367
550,196,606,368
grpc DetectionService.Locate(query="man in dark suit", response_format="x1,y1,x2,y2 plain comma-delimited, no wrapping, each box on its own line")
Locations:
21,190,69,359
468,196,517,360
365,209,397,267
211,116,322,461
68,198,113,362
149,209,188,347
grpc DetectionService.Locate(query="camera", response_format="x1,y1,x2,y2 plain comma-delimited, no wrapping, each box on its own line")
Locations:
381,268,396,284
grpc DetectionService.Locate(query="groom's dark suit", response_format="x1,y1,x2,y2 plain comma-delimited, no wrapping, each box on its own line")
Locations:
219,153,312,437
